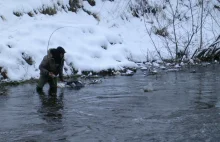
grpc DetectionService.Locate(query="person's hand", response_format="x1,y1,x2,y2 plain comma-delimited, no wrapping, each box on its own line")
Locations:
49,72,55,78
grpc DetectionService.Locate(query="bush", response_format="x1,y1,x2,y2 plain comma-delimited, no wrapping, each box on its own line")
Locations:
13,11,23,17
40,6,57,15
22,52,34,65
27,12,34,17
0,67,8,79
152,26,169,37
87,0,96,6
69,0,81,12
12,0,83,17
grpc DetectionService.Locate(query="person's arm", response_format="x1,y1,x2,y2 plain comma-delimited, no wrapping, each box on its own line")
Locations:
39,56,49,76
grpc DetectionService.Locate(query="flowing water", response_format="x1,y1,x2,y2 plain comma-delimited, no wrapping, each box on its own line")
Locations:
1,64,220,142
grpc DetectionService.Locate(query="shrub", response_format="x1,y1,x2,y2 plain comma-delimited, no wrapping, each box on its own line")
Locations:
87,0,96,6
69,0,81,12
13,11,23,17
40,6,57,15
27,12,34,17
152,26,169,37
0,67,8,79
22,52,34,65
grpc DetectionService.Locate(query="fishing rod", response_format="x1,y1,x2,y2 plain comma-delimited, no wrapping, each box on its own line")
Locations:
46,25,102,88
47,25,77,52
46,26,77,81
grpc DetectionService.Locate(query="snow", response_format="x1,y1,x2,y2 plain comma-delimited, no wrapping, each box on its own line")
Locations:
0,0,219,81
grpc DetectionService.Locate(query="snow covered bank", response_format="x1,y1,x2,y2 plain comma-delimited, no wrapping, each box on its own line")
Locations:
0,0,140,81
0,0,220,81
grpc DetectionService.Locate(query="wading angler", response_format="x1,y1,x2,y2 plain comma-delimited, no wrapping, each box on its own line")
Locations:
36,46,66,93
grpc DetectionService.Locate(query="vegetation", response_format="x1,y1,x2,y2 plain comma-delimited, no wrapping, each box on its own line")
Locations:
82,7,100,21
68,0,82,12
129,0,220,64
22,52,34,65
195,37,220,62
39,6,57,15
0,67,7,79
13,0,82,17
87,0,96,6
13,11,23,17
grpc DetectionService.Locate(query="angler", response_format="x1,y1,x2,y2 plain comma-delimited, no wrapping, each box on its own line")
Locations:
36,46,66,93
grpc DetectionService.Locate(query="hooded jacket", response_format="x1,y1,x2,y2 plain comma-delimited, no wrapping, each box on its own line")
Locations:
39,48,64,80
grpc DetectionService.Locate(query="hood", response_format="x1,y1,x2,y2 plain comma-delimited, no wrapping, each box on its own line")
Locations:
47,48,63,64
47,48,56,58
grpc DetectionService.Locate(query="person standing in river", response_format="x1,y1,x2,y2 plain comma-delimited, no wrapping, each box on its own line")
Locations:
36,46,66,93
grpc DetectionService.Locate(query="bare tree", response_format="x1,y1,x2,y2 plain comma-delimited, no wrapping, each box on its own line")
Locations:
139,0,164,62
166,0,180,62
129,0,220,63
140,0,202,63
180,0,199,62
199,0,204,51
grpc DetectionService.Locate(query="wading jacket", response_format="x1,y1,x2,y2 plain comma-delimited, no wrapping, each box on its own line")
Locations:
39,49,64,80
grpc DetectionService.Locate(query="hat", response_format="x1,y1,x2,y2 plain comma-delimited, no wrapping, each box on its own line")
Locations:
57,46,66,53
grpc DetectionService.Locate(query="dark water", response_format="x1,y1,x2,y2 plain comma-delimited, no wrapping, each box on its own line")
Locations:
1,65,220,142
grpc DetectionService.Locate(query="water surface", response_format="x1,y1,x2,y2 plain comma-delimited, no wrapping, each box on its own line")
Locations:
0,65,220,142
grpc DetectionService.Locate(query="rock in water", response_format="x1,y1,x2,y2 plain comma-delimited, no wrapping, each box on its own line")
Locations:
57,80,85,89
57,82,66,88
143,82,154,92
121,69,134,76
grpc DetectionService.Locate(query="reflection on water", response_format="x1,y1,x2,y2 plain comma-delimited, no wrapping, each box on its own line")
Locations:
192,65,219,110
0,86,8,96
37,89,64,121
0,86,8,108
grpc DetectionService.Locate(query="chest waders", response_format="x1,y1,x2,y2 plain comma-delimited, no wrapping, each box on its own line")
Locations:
37,58,60,91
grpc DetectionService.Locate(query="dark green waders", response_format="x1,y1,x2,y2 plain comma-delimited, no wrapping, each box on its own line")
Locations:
36,75,57,95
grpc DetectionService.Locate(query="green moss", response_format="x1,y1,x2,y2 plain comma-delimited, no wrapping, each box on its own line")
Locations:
0,78,37,87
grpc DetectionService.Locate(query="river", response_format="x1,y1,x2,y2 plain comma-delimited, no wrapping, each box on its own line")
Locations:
0,64,220,142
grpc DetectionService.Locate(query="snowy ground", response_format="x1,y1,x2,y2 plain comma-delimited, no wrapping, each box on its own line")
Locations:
0,0,219,81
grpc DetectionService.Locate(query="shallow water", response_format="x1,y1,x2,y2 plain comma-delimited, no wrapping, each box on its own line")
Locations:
1,64,220,142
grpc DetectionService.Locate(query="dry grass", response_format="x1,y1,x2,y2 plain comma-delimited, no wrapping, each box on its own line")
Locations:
12,0,82,17
0,67,8,79
82,7,100,21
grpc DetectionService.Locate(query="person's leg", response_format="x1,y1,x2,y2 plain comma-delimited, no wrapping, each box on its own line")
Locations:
48,77,57,95
36,75,48,92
